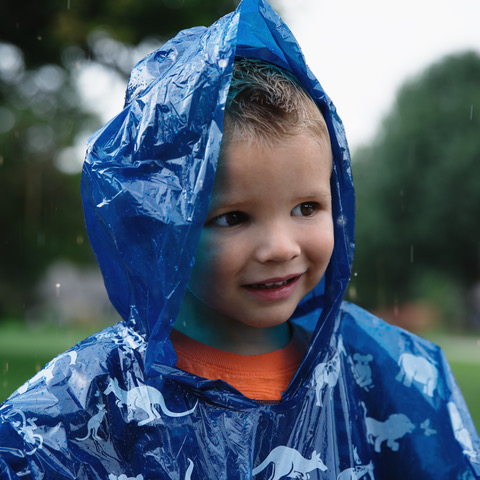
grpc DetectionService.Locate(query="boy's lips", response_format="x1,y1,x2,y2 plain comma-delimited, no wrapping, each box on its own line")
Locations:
242,274,303,301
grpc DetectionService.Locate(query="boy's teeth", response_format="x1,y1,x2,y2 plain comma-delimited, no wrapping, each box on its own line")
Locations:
252,279,290,289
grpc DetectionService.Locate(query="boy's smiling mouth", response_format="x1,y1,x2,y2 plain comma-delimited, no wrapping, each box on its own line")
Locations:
242,274,303,299
247,276,299,289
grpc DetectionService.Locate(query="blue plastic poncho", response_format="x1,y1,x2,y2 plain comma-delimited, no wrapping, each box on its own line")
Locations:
1,0,479,478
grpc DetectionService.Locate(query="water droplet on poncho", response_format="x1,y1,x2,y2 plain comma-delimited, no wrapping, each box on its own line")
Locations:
337,215,347,227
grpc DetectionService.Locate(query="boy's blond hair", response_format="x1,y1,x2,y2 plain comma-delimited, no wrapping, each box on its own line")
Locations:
223,58,330,146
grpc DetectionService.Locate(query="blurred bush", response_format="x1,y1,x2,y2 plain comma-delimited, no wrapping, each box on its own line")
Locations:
350,51,480,331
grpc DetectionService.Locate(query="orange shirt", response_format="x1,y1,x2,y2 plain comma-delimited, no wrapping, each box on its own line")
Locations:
170,327,307,402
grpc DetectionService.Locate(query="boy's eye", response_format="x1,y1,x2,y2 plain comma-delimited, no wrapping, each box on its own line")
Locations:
291,202,320,217
209,211,248,227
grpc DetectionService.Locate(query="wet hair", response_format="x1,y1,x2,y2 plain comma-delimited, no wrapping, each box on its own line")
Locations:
223,58,330,147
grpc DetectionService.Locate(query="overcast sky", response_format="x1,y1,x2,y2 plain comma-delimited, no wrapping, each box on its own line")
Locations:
276,0,480,150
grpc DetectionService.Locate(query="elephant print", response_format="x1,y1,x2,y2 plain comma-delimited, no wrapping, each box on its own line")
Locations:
395,353,438,397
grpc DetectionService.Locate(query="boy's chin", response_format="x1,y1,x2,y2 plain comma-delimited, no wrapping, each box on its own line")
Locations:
236,311,295,330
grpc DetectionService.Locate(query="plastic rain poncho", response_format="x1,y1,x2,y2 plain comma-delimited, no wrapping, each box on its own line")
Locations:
1,0,479,478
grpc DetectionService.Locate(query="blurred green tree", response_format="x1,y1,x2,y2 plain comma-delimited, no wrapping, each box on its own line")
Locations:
350,51,480,328
0,0,241,319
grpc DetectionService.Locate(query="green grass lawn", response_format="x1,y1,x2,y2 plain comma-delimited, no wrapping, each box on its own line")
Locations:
0,322,479,433
0,321,102,402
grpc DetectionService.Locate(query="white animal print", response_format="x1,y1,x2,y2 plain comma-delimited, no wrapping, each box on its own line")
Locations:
104,378,197,426
337,462,374,480
420,419,437,437
1,409,43,455
76,403,106,441
361,403,415,453
185,459,194,480
17,351,78,394
447,402,477,458
395,353,438,397
312,352,342,407
348,353,374,391
252,446,327,479
108,475,143,480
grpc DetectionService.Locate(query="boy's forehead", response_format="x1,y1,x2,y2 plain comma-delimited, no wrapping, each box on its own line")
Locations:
216,134,332,178
212,133,332,196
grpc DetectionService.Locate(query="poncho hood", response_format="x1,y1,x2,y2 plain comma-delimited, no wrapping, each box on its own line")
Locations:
81,0,354,383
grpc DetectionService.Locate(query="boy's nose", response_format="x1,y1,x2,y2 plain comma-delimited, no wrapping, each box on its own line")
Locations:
254,223,301,263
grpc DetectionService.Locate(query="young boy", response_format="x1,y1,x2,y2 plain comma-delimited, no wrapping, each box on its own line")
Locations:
170,58,334,402
1,0,479,478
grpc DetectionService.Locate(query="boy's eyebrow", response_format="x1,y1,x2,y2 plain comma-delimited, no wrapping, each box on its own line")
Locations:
291,187,332,203
209,189,332,211
206,197,247,213
299,189,332,199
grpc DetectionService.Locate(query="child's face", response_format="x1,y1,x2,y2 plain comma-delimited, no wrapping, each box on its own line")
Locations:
187,133,334,332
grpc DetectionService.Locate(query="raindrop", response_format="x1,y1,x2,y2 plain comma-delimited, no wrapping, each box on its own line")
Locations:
56,283,61,298
470,104,474,121
336,215,347,227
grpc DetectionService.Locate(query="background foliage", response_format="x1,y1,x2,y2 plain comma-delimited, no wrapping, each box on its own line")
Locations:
350,51,480,329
